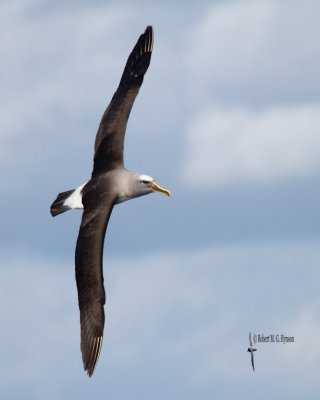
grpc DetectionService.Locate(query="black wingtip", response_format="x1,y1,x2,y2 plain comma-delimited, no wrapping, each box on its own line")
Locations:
119,25,154,87
78,302,105,377
82,335,103,377
144,25,154,53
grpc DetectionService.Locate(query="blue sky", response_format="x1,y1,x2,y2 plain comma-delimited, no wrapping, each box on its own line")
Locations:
1,0,320,398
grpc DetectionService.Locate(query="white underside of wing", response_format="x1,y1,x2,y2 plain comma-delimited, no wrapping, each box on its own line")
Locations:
63,182,87,209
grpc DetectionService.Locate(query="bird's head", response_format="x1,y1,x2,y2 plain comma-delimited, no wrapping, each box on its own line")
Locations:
134,174,171,198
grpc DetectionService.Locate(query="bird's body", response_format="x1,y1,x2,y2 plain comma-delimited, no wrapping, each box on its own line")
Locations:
247,332,257,371
50,26,170,376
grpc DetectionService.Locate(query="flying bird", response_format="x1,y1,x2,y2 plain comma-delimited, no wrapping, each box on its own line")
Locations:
50,26,171,376
247,332,257,371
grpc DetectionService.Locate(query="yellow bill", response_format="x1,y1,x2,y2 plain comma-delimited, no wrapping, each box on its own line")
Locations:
151,180,171,197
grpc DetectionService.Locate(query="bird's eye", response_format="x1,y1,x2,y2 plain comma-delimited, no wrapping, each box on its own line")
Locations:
141,180,149,185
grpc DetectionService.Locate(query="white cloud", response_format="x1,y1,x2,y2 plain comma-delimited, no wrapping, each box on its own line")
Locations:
282,310,320,369
0,2,319,398
0,1,139,164
185,0,320,105
182,103,320,186
0,0,181,187
1,239,320,398
0,256,79,397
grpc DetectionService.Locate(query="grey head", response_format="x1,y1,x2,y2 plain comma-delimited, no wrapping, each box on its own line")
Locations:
116,172,171,204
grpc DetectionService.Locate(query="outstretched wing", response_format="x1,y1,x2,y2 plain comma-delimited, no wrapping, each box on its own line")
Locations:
251,351,255,371
75,184,116,376
92,26,154,175
249,332,253,347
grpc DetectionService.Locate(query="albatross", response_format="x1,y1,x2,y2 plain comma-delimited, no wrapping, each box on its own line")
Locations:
50,26,171,376
247,332,257,371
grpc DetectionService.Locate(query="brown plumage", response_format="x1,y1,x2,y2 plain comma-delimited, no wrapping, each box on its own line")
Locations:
50,26,170,377
76,27,153,376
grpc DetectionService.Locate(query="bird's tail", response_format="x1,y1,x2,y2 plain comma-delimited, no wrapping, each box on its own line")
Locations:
50,182,86,217
50,189,75,217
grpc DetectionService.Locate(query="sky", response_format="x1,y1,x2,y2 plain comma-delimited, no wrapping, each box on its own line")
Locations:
0,0,320,398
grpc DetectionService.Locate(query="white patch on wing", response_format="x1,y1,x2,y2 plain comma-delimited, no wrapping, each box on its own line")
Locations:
63,182,86,209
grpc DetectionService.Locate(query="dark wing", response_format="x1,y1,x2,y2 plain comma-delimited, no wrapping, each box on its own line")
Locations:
251,351,255,371
75,184,116,376
92,26,153,176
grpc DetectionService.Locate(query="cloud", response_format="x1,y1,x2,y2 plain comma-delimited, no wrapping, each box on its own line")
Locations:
182,103,320,186
179,0,320,188
0,1,142,165
0,255,79,398
1,239,320,398
0,2,319,399
0,0,181,189
281,309,320,370
185,0,320,107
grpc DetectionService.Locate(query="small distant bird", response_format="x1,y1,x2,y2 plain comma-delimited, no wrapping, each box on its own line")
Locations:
50,26,171,376
247,332,257,371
